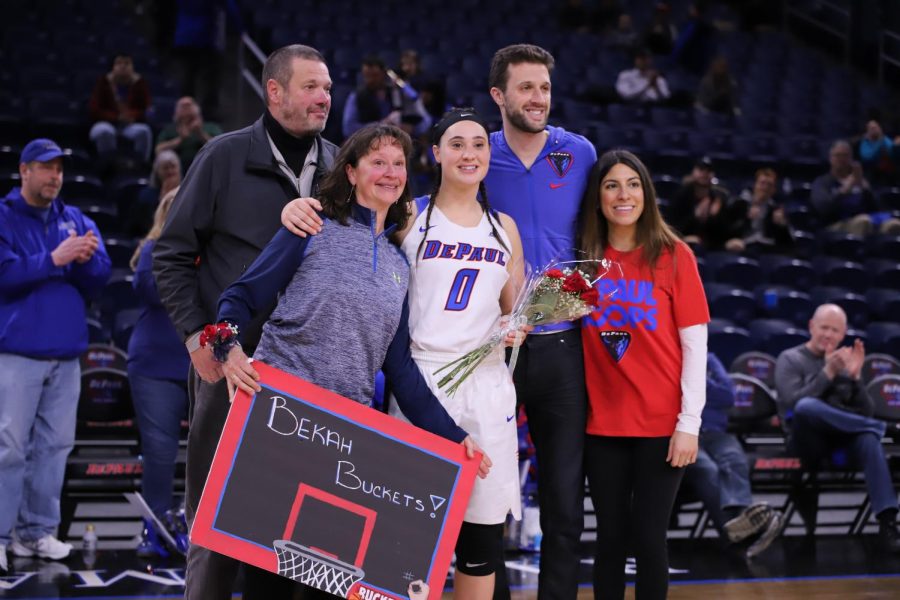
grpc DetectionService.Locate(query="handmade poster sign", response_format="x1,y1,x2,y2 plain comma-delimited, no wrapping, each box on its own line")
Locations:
191,362,479,600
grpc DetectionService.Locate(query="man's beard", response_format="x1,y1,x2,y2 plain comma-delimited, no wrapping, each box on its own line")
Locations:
506,105,548,134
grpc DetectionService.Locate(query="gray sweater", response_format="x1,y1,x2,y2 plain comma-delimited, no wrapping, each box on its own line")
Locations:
218,204,467,442
775,344,874,419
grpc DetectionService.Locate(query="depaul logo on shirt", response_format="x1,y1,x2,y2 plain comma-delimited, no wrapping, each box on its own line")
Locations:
585,279,658,331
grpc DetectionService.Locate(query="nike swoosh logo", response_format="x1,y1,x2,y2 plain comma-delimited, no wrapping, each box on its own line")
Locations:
549,183,566,189
506,414,515,422
466,562,488,568
418,225,435,232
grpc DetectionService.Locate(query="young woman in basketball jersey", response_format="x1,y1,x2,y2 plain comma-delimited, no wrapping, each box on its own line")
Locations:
577,150,709,600
281,108,526,598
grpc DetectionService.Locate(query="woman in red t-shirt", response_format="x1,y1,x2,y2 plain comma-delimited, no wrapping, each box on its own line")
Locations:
577,150,709,599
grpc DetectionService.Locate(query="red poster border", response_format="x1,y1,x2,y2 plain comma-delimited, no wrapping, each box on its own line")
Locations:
190,361,479,599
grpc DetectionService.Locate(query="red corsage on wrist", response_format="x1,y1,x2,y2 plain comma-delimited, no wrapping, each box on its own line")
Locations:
199,322,240,362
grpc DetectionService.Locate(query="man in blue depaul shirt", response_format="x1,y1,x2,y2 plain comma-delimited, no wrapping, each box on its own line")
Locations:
485,44,597,600
0,139,111,573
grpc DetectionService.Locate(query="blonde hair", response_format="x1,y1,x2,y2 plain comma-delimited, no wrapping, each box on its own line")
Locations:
130,186,179,270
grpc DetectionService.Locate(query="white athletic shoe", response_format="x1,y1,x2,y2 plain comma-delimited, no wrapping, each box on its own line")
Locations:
10,534,72,560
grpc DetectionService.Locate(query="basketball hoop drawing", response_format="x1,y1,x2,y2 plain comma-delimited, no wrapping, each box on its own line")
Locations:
275,483,377,596
274,540,366,596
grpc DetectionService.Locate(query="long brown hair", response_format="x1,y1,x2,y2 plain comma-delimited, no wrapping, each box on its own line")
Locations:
577,149,679,271
130,186,179,270
316,123,413,239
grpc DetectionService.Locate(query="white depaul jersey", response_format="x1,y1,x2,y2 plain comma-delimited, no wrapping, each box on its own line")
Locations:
403,201,512,356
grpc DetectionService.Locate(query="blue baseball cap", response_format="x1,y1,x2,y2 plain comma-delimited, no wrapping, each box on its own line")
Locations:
20,138,65,164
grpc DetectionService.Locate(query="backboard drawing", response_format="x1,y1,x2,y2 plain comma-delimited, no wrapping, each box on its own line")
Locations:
274,484,377,595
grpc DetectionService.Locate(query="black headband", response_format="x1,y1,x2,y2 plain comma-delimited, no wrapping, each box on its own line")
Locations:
431,108,490,145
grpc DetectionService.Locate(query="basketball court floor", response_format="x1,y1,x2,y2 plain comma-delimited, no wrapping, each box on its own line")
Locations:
2,534,900,598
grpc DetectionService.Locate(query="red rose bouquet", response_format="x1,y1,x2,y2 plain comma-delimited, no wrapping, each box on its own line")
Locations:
434,259,621,396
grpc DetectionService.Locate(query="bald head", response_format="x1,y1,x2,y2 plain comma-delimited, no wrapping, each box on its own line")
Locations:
807,303,847,356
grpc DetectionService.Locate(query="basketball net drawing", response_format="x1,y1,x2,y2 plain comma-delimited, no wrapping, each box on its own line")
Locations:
274,484,377,597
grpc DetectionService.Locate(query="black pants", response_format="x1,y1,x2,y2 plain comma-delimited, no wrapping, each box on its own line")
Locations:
585,436,684,600
513,329,587,600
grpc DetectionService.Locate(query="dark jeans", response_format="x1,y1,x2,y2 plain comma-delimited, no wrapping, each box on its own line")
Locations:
184,369,241,600
683,431,753,534
789,397,897,516
128,371,188,519
513,329,587,600
585,436,684,600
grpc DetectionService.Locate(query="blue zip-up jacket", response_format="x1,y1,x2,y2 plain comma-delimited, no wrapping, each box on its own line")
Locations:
485,126,596,331
0,187,112,359
700,352,736,433
218,203,468,443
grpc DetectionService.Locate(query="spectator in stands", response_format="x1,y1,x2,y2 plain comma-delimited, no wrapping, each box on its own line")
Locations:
670,156,733,250
644,2,678,55
171,0,241,121
811,140,900,236
695,57,739,116
153,44,339,599
608,13,641,52
616,48,672,104
858,120,895,185
397,49,446,121
155,97,223,172
342,56,432,139
673,1,716,75
724,167,793,253
683,353,785,559
0,139,112,573
127,150,182,238
88,53,153,163
774,304,900,553
128,187,190,557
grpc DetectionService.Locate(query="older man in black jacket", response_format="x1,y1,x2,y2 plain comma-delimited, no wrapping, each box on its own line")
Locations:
153,44,338,599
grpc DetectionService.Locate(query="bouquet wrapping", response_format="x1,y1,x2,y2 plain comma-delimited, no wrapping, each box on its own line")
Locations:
433,259,622,396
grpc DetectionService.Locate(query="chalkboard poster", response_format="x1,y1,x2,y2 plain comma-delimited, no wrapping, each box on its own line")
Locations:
191,362,479,600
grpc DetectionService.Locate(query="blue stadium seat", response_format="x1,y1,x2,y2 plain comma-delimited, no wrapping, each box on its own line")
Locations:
816,258,868,294
790,230,818,259
748,318,795,350
866,288,900,322
649,107,694,129
706,253,763,289
862,354,900,385
709,324,753,369
732,135,778,164
765,328,810,357
867,235,900,260
100,273,139,318
754,285,814,326
762,255,817,290
867,260,900,291
821,232,867,261
652,175,681,202
80,205,120,237
728,374,779,427
606,104,648,126
867,375,900,423
104,238,138,270
694,110,734,132
829,292,870,329
705,283,757,325
878,188,900,211
866,323,900,357
730,351,778,390
61,176,105,205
